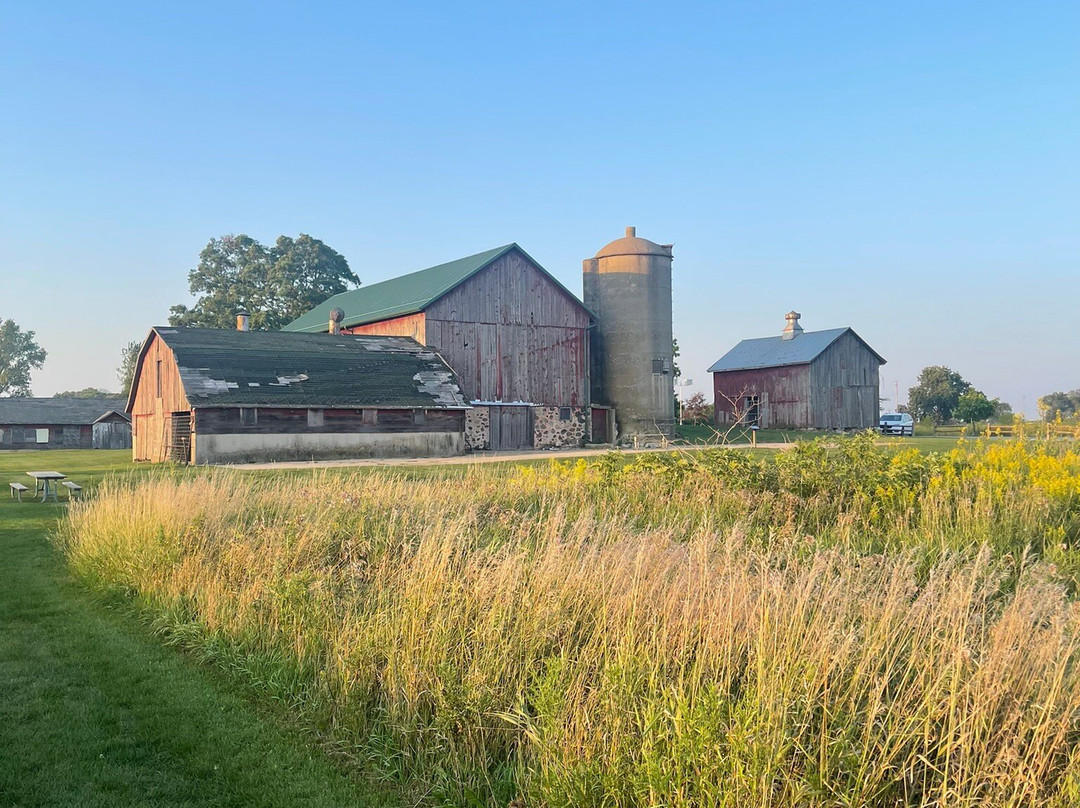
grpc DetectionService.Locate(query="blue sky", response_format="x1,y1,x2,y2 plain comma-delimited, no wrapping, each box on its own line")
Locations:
2,1,1077,414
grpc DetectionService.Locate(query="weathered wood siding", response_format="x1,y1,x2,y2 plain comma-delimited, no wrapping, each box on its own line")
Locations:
0,424,92,449
343,312,426,343
193,407,464,435
713,365,813,428
423,249,591,406
92,420,132,449
809,332,881,429
488,406,532,450
130,333,190,462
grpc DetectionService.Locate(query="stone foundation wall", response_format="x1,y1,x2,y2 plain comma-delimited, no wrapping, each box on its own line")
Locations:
532,407,586,449
465,406,490,450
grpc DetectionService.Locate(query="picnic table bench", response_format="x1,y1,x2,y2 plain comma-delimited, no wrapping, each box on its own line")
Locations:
26,471,67,503
62,481,83,499
9,482,29,502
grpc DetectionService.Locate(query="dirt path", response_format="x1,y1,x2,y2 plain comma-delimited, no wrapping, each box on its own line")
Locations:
230,442,795,470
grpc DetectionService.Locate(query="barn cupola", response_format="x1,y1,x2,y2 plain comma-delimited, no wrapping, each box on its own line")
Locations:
782,311,803,340
236,307,250,332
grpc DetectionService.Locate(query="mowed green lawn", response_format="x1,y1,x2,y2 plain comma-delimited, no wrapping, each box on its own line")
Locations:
0,449,394,808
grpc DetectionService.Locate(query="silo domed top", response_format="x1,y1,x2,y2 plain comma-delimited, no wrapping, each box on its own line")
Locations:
594,226,672,259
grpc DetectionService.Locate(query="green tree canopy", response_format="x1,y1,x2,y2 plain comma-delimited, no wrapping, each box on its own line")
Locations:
990,398,1013,422
954,389,996,425
907,366,972,423
169,234,359,330
118,340,141,397
0,318,47,397
1038,390,1080,422
53,387,115,398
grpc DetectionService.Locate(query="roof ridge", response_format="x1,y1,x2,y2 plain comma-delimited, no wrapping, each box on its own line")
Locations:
282,242,591,334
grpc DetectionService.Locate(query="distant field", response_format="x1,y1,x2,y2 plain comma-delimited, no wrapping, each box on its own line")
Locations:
675,421,972,454
51,434,1080,807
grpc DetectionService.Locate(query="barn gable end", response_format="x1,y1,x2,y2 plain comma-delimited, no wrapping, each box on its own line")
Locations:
709,316,885,431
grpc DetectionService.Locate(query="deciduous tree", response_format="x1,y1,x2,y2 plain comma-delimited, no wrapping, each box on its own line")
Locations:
118,340,141,397
954,389,995,426
1038,390,1080,422
169,234,359,330
907,366,971,423
0,318,47,397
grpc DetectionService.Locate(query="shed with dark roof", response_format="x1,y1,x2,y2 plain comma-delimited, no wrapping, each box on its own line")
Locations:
127,327,468,464
0,397,130,450
285,243,594,451
708,313,886,430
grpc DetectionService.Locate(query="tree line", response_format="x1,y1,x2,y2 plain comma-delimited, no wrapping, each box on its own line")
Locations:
1,232,357,398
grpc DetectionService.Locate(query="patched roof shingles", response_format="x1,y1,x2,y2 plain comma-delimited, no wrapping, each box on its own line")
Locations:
143,328,468,410
708,328,886,373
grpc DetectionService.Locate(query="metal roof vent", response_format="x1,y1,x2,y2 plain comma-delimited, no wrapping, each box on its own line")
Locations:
328,307,345,335
782,310,803,340
236,307,250,332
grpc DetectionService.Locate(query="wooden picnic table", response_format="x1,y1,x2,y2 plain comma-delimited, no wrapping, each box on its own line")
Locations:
26,471,66,503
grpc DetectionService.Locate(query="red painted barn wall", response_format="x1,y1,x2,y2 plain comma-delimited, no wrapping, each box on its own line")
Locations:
713,365,812,428
340,249,590,407
342,312,426,344
424,250,590,406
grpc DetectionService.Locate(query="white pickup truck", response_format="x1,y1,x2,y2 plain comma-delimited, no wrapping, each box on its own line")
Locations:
878,412,914,436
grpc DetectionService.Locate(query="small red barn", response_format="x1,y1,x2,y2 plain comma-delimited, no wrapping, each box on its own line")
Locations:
709,312,886,430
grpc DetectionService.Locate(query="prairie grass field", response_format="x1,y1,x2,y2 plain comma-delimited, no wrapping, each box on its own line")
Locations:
56,434,1080,807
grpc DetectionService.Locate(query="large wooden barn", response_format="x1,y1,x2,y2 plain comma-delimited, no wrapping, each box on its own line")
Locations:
285,244,594,450
127,327,468,464
0,397,130,450
709,312,885,430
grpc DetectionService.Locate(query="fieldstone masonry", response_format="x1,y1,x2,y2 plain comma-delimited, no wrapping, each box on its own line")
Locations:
465,406,490,450
532,406,586,449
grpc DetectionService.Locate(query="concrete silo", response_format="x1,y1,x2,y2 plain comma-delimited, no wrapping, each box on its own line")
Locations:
583,227,674,440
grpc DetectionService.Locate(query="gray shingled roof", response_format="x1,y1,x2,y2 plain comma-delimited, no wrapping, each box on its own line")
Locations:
0,397,128,426
707,328,886,373
132,328,468,410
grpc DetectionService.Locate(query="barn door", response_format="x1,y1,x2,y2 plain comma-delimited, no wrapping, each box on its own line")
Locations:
168,412,192,464
489,406,532,450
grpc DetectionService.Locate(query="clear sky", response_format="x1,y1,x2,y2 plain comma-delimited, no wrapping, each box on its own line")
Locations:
2,1,1077,415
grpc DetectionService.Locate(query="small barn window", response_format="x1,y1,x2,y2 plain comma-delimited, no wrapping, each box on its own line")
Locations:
239,408,257,426
362,408,377,426
559,407,572,421
307,409,324,428
36,428,49,444
0,428,4,444
652,359,664,374
743,396,760,428
413,409,427,426
156,360,162,397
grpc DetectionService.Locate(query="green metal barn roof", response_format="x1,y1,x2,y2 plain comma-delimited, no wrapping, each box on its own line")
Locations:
283,243,590,333
128,328,468,411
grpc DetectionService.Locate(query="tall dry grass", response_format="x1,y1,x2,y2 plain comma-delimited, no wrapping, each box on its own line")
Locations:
57,437,1080,806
